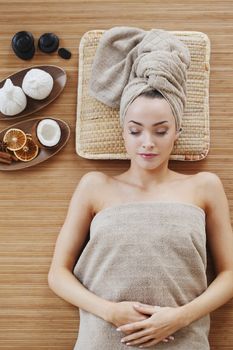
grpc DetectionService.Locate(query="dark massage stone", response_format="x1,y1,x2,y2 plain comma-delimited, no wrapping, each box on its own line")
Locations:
58,47,71,59
11,31,35,60
38,33,59,53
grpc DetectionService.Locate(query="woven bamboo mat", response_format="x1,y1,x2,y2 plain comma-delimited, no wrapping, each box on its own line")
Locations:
76,29,211,161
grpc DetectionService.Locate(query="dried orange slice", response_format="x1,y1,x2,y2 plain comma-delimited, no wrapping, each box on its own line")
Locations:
3,128,27,151
13,134,39,162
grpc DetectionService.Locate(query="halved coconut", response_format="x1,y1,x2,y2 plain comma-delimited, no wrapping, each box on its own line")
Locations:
31,118,61,148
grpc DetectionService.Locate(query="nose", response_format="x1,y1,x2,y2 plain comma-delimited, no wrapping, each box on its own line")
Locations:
142,132,155,149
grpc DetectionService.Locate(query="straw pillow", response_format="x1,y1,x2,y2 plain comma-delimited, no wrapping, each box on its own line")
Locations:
76,29,210,161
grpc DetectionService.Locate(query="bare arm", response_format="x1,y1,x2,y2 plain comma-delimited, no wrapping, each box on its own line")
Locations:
180,172,233,325
48,171,113,321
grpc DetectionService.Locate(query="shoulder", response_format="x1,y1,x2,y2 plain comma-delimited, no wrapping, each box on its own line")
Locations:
76,171,110,213
78,171,108,187
77,171,109,198
194,171,227,212
195,171,223,189
194,171,221,185
170,170,222,191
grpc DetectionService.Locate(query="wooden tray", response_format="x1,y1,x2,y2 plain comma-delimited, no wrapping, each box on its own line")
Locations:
0,65,67,120
0,117,70,171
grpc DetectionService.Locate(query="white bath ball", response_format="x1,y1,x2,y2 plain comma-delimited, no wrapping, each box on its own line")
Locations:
0,79,27,116
22,68,54,100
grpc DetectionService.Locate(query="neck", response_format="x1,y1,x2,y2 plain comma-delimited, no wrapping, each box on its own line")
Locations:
125,159,172,190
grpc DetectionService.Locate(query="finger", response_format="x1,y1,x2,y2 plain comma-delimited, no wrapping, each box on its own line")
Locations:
122,334,153,346
155,335,175,344
133,304,157,314
135,303,151,307
116,320,147,333
120,329,151,343
161,335,175,343
138,335,174,348
135,304,162,311
162,337,172,342
138,338,161,348
134,303,157,309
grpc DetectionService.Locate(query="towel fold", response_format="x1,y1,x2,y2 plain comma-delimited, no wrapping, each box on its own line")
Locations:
88,26,191,131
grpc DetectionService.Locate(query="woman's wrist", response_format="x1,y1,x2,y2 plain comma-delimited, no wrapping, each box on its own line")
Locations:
177,305,192,328
101,300,116,323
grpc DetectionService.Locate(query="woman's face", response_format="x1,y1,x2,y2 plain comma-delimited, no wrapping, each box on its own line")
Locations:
122,95,180,169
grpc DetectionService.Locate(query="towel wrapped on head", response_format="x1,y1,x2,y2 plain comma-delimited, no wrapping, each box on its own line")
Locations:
88,26,191,131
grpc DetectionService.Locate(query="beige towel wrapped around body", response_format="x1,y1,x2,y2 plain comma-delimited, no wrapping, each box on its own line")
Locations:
88,26,191,131
73,201,210,349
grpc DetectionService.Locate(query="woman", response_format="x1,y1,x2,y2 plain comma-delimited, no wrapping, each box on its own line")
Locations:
48,88,233,349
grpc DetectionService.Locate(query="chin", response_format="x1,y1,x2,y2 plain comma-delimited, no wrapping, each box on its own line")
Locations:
135,154,170,168
135,159,161,169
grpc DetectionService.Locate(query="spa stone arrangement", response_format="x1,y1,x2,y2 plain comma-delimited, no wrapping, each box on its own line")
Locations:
0,31,71,170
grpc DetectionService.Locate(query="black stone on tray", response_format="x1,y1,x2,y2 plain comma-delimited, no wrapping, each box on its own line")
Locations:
38,33,59,53
11,31,35,60
58,47,71,59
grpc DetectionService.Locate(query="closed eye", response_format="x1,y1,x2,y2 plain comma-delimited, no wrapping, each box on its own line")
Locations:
129,131,167,136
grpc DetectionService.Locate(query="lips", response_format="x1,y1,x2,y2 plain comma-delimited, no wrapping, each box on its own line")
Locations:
139,153,157,156
138,153,159,159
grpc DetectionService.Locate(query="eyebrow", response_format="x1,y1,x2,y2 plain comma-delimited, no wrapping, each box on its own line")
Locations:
128,120,169,126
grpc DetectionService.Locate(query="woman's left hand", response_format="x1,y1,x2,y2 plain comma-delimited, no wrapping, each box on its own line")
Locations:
116,303,188,348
